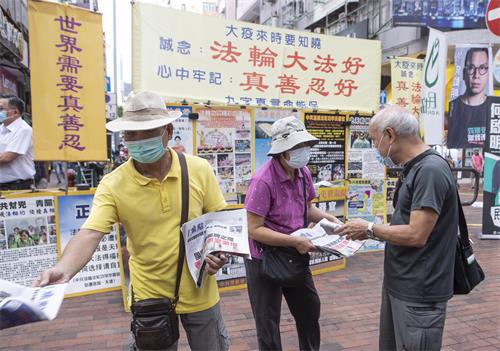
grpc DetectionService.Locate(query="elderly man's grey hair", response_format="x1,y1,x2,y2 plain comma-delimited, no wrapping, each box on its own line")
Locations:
371,106,419,136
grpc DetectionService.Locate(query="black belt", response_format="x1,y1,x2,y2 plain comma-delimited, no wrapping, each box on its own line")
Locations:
0,179,34,190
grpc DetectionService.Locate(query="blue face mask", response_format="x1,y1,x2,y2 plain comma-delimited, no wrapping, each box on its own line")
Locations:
124,129,167,164
375,134,396,168
0,111,7,124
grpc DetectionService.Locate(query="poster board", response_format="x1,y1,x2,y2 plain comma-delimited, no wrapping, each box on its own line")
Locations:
194,107,253,204
304,112,347,183
56,191,121,297
0,193,58,287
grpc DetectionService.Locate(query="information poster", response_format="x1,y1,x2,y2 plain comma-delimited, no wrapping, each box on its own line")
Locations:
347,113,384,179
482,101,500,237
386,178,398,224
196,108,252,203
347,179,385,223
166,105,194,154
254,108,299,171
0,195,57,287
304,112,346,183
57,194,121,296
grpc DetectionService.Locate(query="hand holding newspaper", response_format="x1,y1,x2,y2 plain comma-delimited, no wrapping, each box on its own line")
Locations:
0,279,67,330
182,209,251,288
291,219,365,257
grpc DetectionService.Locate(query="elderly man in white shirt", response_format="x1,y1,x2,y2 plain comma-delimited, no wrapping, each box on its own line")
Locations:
0,95,35,190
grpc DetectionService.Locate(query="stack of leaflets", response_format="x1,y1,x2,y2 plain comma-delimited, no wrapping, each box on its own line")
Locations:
182,209,251,287
0,279,67,330
291,219,365,257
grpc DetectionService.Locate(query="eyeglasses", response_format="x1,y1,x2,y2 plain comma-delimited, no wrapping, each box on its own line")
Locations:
465,65,488,76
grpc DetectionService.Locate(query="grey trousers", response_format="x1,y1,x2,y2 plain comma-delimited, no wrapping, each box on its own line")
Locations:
128,302,229,351
379,285,447,351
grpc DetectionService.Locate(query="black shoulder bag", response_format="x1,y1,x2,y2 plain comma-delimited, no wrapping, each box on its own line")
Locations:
453,191,485,294
393,150,484,296
260,172,310,287
130,152,189,350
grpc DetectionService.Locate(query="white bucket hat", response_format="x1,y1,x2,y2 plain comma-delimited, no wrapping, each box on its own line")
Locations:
267,116,319,156
105,91,182,132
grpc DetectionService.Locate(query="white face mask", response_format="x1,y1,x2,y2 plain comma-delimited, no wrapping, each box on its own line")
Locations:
285,146,311,169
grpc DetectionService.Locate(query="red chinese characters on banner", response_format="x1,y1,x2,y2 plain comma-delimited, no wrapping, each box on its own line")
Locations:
276,74,300,94
314,54,337,73
341,57,365,75
306,78,329,97
210,40,241,63
248,46,278,68
54,15,86,151
334,79,358,97
240,72,269,92
283,51,308,71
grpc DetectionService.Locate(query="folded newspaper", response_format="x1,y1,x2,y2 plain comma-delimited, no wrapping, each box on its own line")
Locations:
0,279,67,330
182,209,251,288
291,219,365,257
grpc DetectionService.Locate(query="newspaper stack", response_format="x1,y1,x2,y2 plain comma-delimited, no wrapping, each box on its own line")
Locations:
0,279,67,330
291,219,365,257
181,209,251,288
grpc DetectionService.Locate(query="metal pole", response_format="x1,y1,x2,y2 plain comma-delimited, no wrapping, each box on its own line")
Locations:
113,0,118,96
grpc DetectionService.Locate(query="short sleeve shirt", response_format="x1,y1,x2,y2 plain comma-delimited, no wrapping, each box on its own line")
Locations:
0,118,35,183
385,151,458,302
244,158,316,259
82,150,227,313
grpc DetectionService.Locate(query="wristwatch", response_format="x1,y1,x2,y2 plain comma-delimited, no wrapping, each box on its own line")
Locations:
366,222,376,240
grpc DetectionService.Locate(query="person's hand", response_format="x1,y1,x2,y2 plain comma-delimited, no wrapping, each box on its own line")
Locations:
204,253,228,275
335,219,370,241
32,267,71,287
293,236,317,254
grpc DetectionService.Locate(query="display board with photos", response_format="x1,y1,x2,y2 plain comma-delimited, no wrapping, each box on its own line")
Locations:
57,193,122,296
166,105,194,154
0,195,58,287
304,112,347,183
347,112,384,180
195,108,253,204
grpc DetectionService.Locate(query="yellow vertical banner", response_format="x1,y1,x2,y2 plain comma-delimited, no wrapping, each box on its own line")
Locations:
28,0,106,161
390,57,424,117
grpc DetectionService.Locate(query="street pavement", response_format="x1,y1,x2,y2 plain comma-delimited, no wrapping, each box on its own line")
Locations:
1,185,499,350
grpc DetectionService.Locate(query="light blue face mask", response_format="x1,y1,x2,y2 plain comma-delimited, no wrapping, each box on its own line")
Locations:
375,133,396,168
124,128,167,164
0,111,7,124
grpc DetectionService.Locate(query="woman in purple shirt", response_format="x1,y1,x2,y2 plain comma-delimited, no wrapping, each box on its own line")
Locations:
244,116,343,351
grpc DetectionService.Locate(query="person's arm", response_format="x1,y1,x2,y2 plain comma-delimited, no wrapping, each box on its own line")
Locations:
32,229,105,287
247,211,315,254
307,202,343,225
0,151,18,164
335,208,438,247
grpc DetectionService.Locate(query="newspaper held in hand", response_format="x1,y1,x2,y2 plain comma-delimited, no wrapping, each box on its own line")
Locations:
292,219,365,257
0,279,67,330
182,209,250,288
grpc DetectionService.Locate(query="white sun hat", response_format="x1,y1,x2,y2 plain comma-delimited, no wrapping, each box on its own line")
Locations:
267,116,319,156
105,91,182,132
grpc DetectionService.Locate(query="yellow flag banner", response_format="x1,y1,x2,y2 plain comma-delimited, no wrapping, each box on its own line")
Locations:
390,57,424,117
132,2,381,112
28,0,106,161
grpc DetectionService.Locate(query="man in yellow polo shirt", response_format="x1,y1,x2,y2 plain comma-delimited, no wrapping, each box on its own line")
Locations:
33,91,229,351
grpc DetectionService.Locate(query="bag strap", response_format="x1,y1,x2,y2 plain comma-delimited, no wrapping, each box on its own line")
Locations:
302,170,308,228
173,151,189,306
